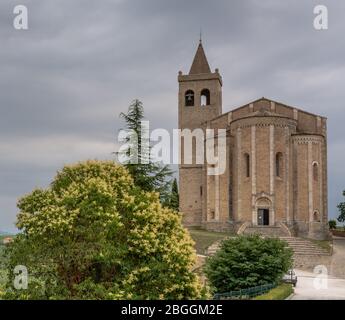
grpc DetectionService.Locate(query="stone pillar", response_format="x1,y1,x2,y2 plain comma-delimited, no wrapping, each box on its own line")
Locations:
215,165,220,220
270,101,276,112
323,134,328,223
269,125,275,225
251,125,257,224
308,141,313,222
317,116,322,133
285,127,290,223
237,127,242,220
319,142,323,222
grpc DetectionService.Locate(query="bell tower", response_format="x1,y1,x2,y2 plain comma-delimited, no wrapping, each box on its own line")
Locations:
178,40,223,131
178,40,223,227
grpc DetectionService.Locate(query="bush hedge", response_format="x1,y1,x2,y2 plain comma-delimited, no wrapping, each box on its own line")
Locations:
204,234,293,293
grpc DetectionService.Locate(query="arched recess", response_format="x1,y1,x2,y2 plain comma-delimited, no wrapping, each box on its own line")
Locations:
312,161,319,182
276,152,283,178
313,210,320,222
185,90,194,106
200,89,210,106
254,196,273,226
244,153,250,178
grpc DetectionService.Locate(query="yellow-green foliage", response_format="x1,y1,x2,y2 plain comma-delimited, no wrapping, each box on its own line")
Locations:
254,283,293,300
5,161,204,300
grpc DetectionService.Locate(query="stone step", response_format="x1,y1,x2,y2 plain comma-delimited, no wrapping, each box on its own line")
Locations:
294,252,329,256
290,249,327,253
207,248,327,255
206,236,330,256
280,237,330,255
284,245,326,250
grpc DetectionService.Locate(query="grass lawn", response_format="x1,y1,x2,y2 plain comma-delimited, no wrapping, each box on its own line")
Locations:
187,227,233,255
313,239,332,252
305,238,333,253
254,283,293,300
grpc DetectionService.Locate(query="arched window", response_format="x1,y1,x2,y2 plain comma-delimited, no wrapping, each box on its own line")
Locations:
200,89,210,106
244,153,250,178
313,210,320,222
276,152,283,178
185,90,194,106
313,162,319,181
210,210,215,220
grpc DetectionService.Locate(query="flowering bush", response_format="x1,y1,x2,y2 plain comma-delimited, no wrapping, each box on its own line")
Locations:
4,161,204,299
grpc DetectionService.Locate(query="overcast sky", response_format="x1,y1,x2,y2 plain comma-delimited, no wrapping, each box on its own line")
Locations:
1,0,345,232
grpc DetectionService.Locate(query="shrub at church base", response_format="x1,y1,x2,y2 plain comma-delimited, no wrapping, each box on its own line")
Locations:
3,160,205,300
204,235,293,293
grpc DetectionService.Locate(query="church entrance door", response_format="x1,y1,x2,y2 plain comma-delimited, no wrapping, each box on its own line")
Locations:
258,209,269,226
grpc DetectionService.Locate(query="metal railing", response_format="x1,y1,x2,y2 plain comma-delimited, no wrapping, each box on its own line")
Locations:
213,283,276,300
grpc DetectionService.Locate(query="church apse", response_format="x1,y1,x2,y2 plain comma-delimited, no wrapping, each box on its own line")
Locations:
178,41,329,240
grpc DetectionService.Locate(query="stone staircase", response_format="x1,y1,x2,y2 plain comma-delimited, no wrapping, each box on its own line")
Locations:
206,239,227,256
279,237,330,256
206,236,331,256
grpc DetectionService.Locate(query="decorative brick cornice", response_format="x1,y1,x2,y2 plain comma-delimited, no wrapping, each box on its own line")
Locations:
292,134,324,144
229,116,297,133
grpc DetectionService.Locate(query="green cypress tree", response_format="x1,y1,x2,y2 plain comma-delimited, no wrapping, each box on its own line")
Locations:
169,178,179,211
117,99,173,202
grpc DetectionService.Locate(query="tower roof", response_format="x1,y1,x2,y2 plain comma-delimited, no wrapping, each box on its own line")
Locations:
189,41,211,75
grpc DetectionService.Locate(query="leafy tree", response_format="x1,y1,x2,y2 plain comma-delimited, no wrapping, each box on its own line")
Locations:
204,235,293,293
328,220,337,230
169,178,179,211
3,161,205,300
337,190,345,223
117,99,173,203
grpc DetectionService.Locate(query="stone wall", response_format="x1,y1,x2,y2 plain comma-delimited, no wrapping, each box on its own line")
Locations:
293,254,332,272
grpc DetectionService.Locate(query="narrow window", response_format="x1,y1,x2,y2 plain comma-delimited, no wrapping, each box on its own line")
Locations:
313,162,319,181
210,210,215,220
276,152,283,178
244,153,250,178
313,210,320,222
185,90,194,106
200,89,210,106
200,186,203,196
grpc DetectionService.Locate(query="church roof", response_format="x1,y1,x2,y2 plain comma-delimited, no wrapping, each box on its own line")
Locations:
240,108,283,118
206,97,326,126
189,41,211,75
228,97,326,119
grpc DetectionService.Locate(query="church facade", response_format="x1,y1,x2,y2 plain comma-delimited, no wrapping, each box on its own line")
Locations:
178,41,329,240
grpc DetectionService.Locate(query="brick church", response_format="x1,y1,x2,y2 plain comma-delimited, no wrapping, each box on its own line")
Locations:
178,40,329,240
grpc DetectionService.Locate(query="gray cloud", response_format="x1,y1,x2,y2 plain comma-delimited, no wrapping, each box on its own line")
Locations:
1,0,345,232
